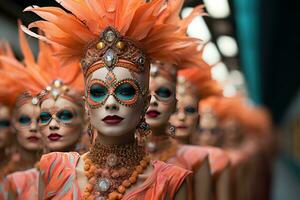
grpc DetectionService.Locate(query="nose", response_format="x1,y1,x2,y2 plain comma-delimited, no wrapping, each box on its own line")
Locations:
49,118,59,131
150,95,158,107
105,95,119,111
177,110,186,122
29,120,38,133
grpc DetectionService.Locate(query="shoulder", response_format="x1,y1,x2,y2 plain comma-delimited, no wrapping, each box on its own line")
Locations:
39,152,81,199
177,145,209,170
7,168,39,198
153,160,192,199
203,146,230,176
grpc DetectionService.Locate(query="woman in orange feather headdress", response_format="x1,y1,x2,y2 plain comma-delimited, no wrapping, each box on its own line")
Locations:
0,41,17,200
0,22,85,200
19,0,213,199
142,1,213,199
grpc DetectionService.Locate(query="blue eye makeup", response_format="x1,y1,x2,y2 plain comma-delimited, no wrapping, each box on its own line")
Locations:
90,83,108,102
0,119,10,128
39,112,52,125
18,115,31,125
57,110,74,122
115,83,136,101
155,87,172,98
39,109,75,125
184,106,197,114
87,79,140,108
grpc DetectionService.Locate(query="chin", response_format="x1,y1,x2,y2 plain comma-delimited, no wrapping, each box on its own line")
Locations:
175,130,190,138
25,144,42,151
146,118,163,127
99,126,132,137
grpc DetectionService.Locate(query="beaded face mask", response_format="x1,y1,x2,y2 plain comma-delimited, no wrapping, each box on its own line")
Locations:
39,108,79,127
87,72,146,109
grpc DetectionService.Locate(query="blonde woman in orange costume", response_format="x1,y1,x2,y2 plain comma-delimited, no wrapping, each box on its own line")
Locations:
0,22,85,200
0,41,18,200
21,0,205,199
145,1,212,199
170,66,231,200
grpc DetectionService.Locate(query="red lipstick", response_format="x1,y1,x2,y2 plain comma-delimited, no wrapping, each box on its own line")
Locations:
146,110,161,118
176,125,187,129
48,133,62,141
102,115,124,125
27,136,39,142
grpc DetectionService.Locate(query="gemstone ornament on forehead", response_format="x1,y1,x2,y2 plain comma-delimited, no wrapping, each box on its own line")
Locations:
82,27,148,77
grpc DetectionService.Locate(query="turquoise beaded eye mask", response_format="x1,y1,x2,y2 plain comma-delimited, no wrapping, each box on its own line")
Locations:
38,108,79,127
86,78,146,109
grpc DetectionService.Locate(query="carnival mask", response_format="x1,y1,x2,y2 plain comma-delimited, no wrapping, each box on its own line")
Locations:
39,97,83,151
86,66,149,137
13,102,42,150
146,74,176,128
0,105,11,149
170,91,199,138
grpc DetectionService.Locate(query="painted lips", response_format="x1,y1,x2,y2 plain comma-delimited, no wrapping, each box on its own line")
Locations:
176,125,187,129
48,133,62,141
146,110,161,118
102,115,124,125
27,136,39,142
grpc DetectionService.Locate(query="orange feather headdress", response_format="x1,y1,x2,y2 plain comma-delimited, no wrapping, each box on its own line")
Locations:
150,0,207,82
177,62,223,99
0,22,84,108
22,0,204,79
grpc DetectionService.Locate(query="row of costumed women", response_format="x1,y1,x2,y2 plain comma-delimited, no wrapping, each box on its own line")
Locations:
0,0,274,200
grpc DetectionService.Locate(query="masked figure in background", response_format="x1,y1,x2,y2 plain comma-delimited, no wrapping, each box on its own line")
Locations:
0,22,85,200
23,0,205,199
198,96,257,200
170,66,231,200
0,41,16,200
144,1,212,199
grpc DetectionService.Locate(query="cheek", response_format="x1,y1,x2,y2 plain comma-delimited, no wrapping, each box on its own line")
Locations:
186,115,198,126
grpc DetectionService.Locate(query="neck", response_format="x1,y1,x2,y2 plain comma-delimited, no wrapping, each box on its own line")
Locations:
96,130,136,146
151,123,168,137
175,135,190,145
18,145,40,169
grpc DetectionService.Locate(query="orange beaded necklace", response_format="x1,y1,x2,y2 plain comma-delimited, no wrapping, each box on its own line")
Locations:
83,142,150,200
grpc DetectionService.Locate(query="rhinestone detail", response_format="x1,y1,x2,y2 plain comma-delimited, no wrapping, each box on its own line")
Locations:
103,49,117,68
98,178,110,192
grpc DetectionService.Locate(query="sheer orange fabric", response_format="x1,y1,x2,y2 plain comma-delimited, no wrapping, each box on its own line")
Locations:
39,152,191,200
7,168,39,200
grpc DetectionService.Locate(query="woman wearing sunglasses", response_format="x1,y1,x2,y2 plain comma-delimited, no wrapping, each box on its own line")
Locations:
0,23,85,200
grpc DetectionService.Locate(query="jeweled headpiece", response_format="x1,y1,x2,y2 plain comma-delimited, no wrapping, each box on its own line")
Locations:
23,0,204,79
0,21,84,108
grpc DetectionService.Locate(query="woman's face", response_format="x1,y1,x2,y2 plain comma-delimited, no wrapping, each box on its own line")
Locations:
39,97,83,151
0,105,12,149
221,119,243,147
198,110,221,146
146,75,176,128
170,91,199,138
13,102,43,151
86,66,149,138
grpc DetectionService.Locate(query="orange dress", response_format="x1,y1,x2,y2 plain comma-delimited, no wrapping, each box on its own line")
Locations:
7,168,39,200
0,177,9,200
39,152,191,200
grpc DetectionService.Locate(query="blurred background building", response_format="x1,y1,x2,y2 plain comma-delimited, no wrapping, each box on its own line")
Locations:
1,0,300,198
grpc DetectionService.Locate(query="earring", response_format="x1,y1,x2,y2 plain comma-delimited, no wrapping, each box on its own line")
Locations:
87,122,95,144
166,123,176,137
137,118,151,146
